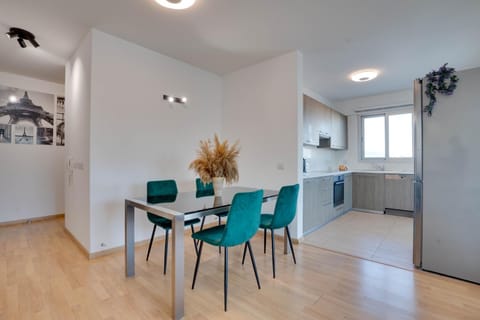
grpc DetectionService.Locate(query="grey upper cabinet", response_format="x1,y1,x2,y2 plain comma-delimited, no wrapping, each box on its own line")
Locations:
353,173,385,212
303,96,315,144
303,94,347,149
330,111,347,150
303,95,332,142
317,103,332,137
384,174,414,211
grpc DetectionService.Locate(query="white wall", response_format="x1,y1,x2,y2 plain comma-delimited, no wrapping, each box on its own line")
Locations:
222,51,303,238
335,89,412,115
335,90,414,172
87,30,223,253
64,32,92,250
0,72,65,223
66,31,304,252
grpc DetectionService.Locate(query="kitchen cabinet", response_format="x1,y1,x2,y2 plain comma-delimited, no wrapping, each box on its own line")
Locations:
303,178,321,231
303,94,347,149
303,176,333,233
353,173,385,212
330,111,347,150
344,173,353,210
317,103,332,137
303,96,316,144
384,174,414,211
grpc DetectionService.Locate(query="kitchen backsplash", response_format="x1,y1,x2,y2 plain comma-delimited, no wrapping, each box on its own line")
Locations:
303,145,347,172
303,144,414,173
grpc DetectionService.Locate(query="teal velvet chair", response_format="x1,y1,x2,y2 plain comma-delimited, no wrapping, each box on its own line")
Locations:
191,190,263,312
195,178,229,229
242,184,299,278
146,180,201,275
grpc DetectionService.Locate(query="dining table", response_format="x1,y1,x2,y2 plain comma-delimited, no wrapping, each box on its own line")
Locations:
124,186,280,320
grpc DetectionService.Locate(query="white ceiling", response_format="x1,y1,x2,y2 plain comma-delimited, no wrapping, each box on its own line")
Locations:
1,0,479,101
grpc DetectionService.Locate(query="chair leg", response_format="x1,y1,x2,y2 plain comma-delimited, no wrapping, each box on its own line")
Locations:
285,226,296,264
191,240,204,289
200,216,206,230
191,224,199,256
163,229,169,275
146,225,157,261
246,241,261,289
241,243,247,265
263,228,267,254
224,246,228,312
271,229,276,279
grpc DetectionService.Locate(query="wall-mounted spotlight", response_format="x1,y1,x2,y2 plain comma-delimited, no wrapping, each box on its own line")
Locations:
6,27,40,48
163,94,188,105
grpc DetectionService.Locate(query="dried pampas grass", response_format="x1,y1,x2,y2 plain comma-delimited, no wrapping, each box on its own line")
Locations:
189,134,240,184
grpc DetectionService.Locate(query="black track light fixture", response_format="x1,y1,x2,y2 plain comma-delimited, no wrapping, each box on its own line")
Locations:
17,38,27,48
6,27,40,48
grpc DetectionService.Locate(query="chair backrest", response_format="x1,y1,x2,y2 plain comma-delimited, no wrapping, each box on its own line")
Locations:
271,184,300,229
195,178,214,197
147,180,178,203
219,189,263,247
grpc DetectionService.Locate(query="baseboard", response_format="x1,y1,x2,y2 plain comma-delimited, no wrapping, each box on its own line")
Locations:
0,213,65,227
88,236,167,259
74,221,301,260
271,231,300,244
352,208,384,214
63,226,90,259
88,221,220,260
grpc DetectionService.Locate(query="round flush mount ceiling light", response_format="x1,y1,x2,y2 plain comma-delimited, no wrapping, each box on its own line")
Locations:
350,69,379,82
155,0,196,10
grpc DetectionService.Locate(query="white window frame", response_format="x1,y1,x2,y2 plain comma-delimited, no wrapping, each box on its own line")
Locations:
360,106,413,161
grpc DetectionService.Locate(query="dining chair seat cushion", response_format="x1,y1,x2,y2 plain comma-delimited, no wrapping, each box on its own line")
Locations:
259,213,274,229
147,213,200,230
191,225,226,246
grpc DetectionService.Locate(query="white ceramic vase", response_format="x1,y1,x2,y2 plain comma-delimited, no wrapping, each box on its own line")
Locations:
212,177,225,197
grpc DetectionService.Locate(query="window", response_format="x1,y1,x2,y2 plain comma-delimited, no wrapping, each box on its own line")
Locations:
361,110,413,160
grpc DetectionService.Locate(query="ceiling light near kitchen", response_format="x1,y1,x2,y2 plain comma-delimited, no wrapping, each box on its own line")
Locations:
155,0,196,10
350,69,379,82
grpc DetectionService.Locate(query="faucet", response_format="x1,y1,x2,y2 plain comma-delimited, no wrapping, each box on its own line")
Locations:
373,163,385,171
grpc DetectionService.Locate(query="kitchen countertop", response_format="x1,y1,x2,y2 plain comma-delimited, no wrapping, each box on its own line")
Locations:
303,170,414,179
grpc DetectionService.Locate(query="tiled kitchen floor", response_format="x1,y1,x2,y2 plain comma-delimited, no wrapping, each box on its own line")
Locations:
303,211,414,270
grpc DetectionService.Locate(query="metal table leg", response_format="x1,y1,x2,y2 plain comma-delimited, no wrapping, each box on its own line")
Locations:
172,215,185,320
283,228,290,254
125,202,135,277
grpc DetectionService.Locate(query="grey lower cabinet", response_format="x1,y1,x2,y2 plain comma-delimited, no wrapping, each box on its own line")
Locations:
352,173,385,212
303,178,321,231
384,174,414,211
303,176,333,233
344,173,352,210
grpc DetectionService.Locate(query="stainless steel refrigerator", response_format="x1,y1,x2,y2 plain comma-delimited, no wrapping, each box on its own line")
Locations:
413,67,480,284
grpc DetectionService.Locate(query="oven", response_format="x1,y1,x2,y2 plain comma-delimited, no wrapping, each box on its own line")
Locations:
333,175,344,207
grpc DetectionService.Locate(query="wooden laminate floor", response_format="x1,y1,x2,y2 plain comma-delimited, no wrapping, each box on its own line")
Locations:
1,218,480,319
